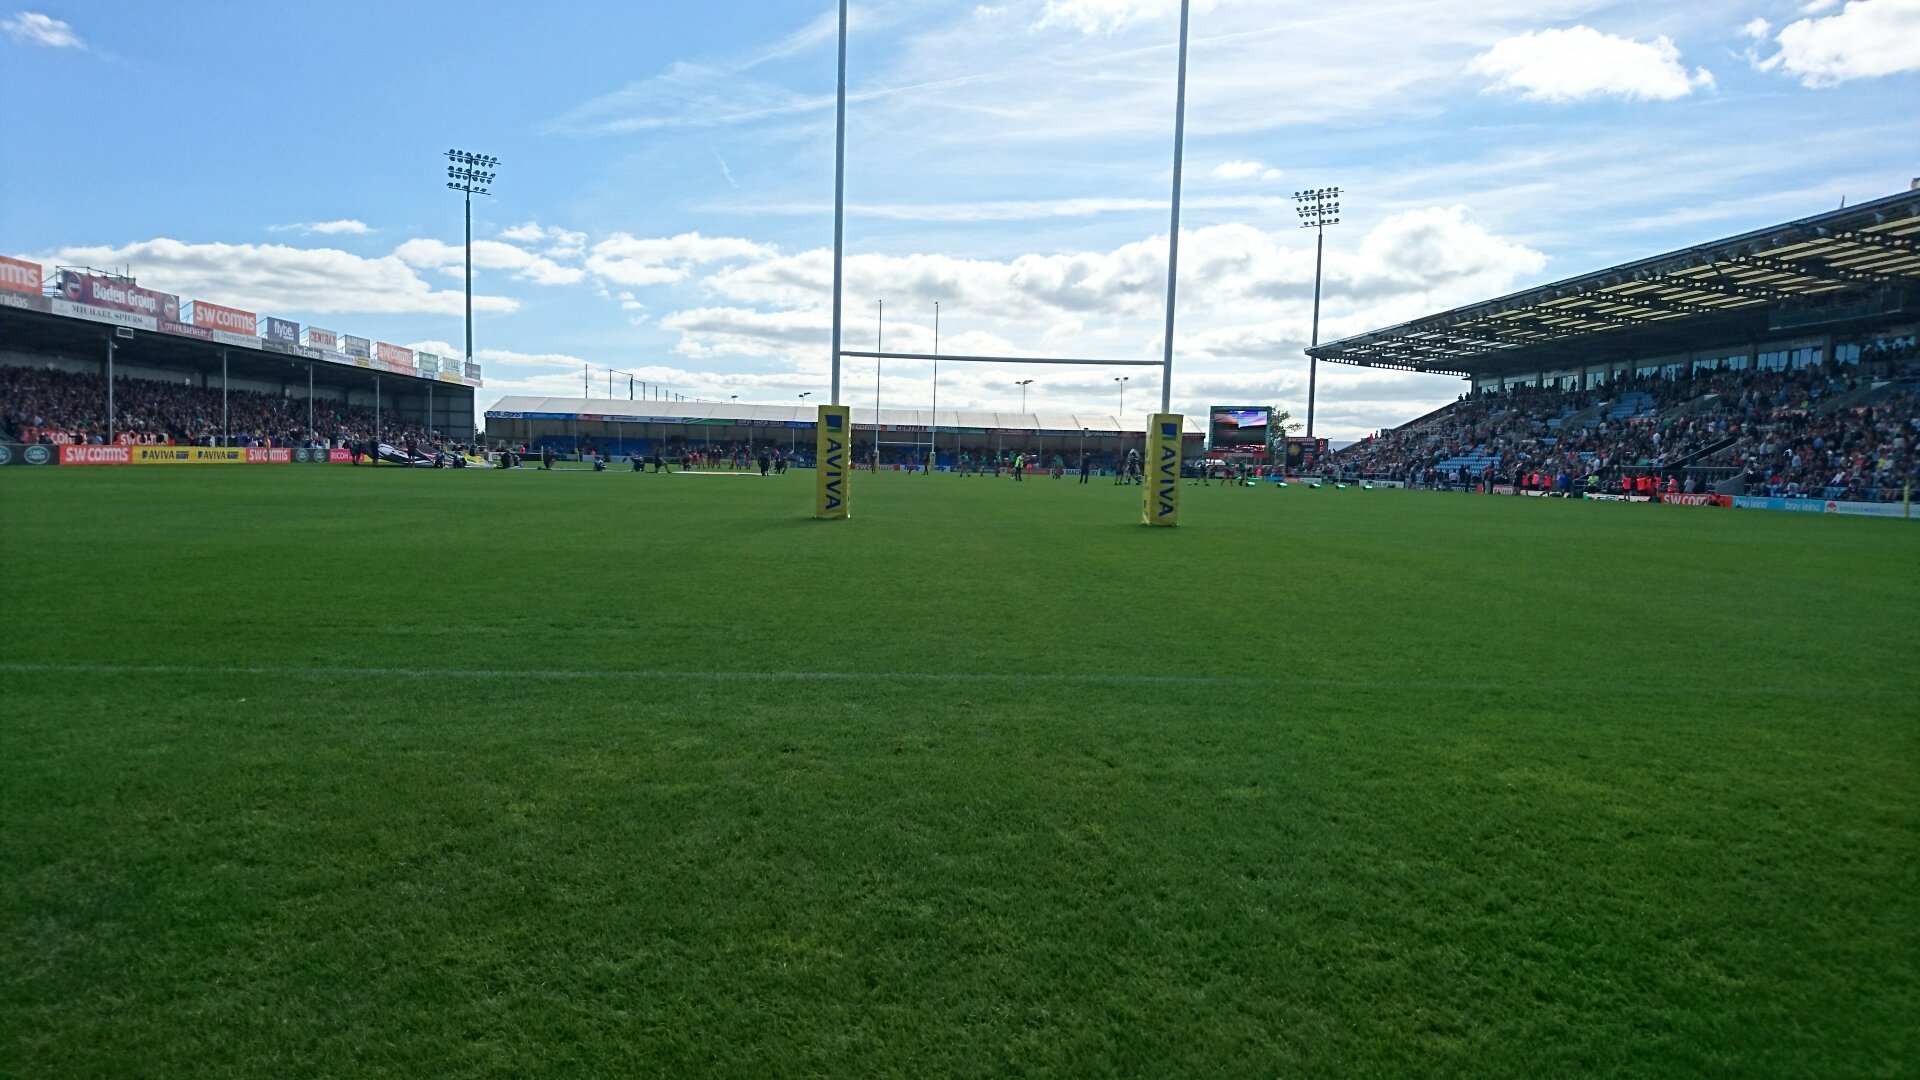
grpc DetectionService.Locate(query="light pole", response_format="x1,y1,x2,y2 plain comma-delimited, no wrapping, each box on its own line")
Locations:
445,149,498,374
875,300,883,470
1294,185,1340,439
797,391,811,457
1115,375,1129,418
1017,378,1034,413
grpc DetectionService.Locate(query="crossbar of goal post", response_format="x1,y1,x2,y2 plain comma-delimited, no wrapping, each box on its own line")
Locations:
839,352,1162,367
840,349,1160,474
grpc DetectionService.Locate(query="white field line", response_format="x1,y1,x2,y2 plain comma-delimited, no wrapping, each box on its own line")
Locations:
0,662,1883,698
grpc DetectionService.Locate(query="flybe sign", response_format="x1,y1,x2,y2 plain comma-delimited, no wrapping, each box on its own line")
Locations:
814,404,850,519
1143,412,1182,526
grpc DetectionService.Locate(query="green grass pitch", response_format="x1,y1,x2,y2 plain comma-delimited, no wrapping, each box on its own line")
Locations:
2,466,1914,1076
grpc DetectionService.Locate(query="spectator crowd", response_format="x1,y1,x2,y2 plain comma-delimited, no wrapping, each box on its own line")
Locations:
1,366,431,449
1326,337,1919,503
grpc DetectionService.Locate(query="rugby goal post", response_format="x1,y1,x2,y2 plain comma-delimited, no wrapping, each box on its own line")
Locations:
817,0,1193,526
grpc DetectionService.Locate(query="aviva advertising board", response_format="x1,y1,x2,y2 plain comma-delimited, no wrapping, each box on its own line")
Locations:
1143,413,1182,526
130,446,249,464
814,404,850,519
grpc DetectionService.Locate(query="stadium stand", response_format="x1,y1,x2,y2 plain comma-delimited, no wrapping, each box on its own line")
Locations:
1311,189,1920,503
1327,349,1919,501
0,366,432,449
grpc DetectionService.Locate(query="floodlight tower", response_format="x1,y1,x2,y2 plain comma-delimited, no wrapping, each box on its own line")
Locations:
446,149,499,372
1016,379,1034,412
1294,185,1340,438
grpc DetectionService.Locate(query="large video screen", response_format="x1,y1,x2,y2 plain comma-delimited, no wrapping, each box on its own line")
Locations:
1209,406,1271,449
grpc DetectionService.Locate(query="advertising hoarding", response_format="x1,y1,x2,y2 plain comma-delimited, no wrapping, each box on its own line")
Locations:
1283,436,1328,471
375,341,412,366
260,316,299,345
60,444,132,465
342,335,371,358
0,443,59,466
814,405,850,519
0,292,51,314
129,445,248,464
0,255,42,296
1143,414,1182,526
52,271,179,329
303,326,338,350
158,320,214,341
180,299,258,336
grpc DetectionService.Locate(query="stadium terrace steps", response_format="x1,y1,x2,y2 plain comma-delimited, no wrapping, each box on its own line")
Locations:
1660,393,1721,423
1435,446,1499,473
1556,400,1610,431
1813,379,1891,416
1605,392,1658,421
1669,435,1742,469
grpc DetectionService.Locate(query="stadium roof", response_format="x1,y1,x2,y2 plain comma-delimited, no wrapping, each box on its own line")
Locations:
0,301,468,397
485,397,1208,437
1309,188,1920,379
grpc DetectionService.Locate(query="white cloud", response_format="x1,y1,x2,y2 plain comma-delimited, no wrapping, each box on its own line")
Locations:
1468,26,1715,101
1757,0,1920,86
583,231,774,286
659,307,831,359
648,207,1543,384
392,237,586,286
498,222,588,258
271,219,372,236
1741,17,1772,39
3,12,81,48
712,195,1304,222
411,342,600,372
1031,0,1216,35
1211,160,1281,181
32,238,517,316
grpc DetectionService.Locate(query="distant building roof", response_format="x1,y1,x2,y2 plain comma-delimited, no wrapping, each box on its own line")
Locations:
484,397,1207,436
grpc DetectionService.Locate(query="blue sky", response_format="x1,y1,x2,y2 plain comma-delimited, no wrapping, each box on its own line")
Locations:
4,0,1916,437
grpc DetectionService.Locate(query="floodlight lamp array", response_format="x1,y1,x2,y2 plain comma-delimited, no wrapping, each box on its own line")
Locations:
445,149,499,194
1293,185,1342,229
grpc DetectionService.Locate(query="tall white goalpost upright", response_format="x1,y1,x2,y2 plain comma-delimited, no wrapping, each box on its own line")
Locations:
816,0,852,519
1144,0,1191,527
